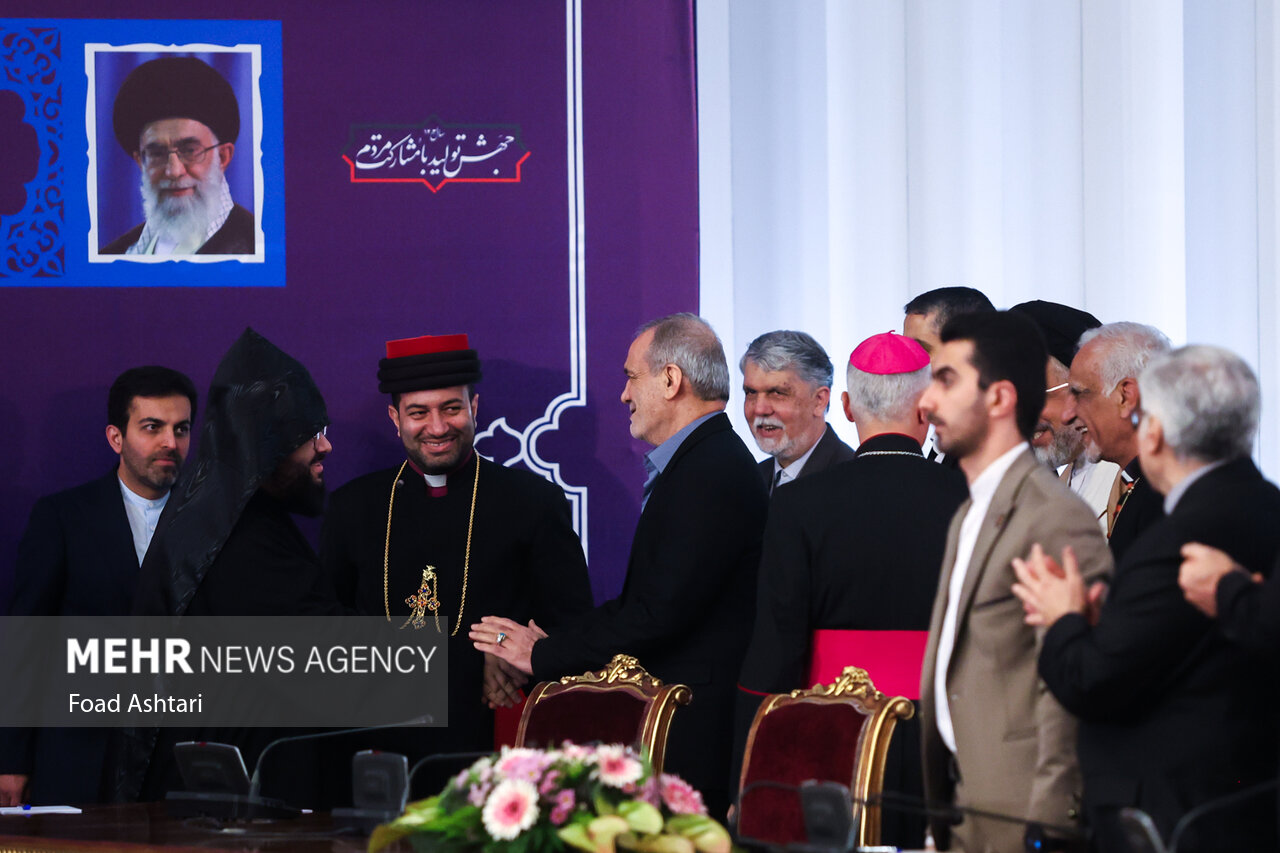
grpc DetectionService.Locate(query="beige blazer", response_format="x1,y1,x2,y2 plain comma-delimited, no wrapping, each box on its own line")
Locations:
920,448,1113,851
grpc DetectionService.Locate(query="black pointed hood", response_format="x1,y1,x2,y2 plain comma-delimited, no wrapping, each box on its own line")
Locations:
134,327,328,616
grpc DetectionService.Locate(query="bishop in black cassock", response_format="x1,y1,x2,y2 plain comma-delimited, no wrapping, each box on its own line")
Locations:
320,333,592,796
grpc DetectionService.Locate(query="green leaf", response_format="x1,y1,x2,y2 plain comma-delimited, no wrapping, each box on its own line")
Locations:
664,816,731,853
593,792,617,816
618,833,694,853
558,823,597,853
617,801,664,835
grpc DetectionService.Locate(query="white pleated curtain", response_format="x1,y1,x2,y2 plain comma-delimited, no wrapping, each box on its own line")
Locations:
697,0,1280,479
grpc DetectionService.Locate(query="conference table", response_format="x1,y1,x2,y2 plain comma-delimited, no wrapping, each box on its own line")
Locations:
0,803,412,852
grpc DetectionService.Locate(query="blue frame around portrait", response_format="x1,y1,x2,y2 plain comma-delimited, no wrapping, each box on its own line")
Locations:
0,18,284,286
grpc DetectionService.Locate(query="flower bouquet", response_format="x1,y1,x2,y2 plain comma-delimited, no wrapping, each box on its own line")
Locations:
368,743,734,853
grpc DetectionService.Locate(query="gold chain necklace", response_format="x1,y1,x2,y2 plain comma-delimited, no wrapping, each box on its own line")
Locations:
382,456,479,636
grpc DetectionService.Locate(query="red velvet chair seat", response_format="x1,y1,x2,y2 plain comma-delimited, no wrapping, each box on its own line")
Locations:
736,666,914,848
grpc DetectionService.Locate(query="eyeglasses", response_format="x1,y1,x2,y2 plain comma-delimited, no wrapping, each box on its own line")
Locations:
312,426,328,447
1045,382,1069,394
139,141,225,168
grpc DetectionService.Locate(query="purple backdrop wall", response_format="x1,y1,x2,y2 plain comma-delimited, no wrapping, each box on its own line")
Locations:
0,1,699,609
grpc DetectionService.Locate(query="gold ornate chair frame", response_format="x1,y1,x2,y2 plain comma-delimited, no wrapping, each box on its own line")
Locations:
515,654,692,772
738,666,915,847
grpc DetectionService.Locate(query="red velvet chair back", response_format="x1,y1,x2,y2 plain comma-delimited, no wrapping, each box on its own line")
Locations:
515,654,691,772
737,666,914,848
519,688,650,749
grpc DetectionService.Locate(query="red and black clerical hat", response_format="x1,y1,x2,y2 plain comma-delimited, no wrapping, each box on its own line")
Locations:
376,334,482,394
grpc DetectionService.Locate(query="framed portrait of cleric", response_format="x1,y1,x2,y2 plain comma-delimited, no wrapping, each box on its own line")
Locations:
0,18,283,286
88,46,262,263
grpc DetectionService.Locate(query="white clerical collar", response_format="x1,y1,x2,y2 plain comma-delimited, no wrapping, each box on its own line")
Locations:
423,471,447,488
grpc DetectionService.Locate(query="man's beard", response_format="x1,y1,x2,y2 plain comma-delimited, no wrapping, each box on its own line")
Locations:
928,396,988,461
132,449,184,494
263,458,326,517
751,416,794,461
1080,432,1103,464
139,157,224,249
1032,423,1086,468
404,426,476,474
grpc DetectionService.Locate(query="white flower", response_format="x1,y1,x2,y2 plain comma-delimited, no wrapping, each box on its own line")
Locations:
482,779,540,840
593,744,644,788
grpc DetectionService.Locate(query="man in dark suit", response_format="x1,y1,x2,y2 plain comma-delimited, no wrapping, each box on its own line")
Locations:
473,313,767,817
1180,542,1280,652
1061,321,1171,561
1015,345,1280,851
736,332,967,848
0,366,196,806
1181,540,1280,843
739,330,854,492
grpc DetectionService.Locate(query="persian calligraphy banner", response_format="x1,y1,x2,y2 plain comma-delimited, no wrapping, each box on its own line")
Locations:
343,119,529,191
0,2,699,608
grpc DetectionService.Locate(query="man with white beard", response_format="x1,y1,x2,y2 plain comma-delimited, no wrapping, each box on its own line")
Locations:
1062,321,1172,562
101,56,254,255
1011,300,1120,530
739,330,855,493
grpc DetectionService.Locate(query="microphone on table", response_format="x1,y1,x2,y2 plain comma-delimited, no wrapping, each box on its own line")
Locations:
733,778,1083,853
167,714,433,821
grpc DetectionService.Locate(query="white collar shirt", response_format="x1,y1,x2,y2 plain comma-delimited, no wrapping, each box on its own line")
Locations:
933,442,1029,754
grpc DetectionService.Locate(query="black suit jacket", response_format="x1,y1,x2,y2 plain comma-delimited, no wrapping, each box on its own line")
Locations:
1,469,139,804
756,423,856,491
1106,458,1163,563
1039,458,1280,851
1216,559,1280,654
736,433,967,847
739,433,967,694
531,412,768,815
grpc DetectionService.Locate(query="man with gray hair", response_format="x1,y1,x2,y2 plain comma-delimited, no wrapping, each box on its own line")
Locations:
1062,321,1172,560
1014,345,1280,851
475,313,767,817
740,330,855,492
736,332,967,848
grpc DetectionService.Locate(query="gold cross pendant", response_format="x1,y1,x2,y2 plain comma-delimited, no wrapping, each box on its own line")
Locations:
403,565,442,631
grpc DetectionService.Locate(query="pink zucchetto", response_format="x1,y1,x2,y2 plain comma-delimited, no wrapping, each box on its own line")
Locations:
848,332,930,375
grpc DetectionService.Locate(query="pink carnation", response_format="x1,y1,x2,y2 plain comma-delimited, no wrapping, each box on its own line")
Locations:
660,773,707,815
561,742,596,761
496,748,552,784
482,779,540,840
539,769,562,796
594,745,643,788
550,788,576,825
